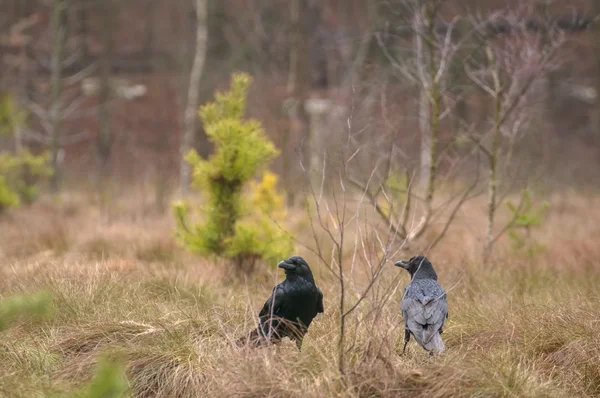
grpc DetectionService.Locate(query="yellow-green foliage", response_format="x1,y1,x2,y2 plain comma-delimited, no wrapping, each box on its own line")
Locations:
174,73,293,270
0,93,53,211
0,175,20,211
225,171,294,263
0,150,53,211
65,355,128,398
506,188,549,258
374,169,409,218
386,170,409,204
0,93,27,136
0,290,54,332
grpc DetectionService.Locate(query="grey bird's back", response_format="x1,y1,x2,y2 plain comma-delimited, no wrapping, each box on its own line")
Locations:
402,277,448,352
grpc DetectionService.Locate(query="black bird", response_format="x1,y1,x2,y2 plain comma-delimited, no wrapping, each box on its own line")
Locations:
237,255,324,350
395,255,448,355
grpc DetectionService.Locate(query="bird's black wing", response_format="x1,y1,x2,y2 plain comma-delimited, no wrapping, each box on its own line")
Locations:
258,285,286,320
316,287,324,313
239,285,286,346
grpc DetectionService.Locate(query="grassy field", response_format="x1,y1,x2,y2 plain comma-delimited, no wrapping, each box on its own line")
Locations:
0,191,599,397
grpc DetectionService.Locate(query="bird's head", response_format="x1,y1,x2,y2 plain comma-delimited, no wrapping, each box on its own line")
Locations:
278,255,314,280
394,255,437,280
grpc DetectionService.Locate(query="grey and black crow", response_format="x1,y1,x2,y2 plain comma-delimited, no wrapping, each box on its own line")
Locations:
395,255,448,355
237,255,324,350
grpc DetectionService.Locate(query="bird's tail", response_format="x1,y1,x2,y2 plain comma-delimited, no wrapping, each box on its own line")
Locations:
422,331,445,353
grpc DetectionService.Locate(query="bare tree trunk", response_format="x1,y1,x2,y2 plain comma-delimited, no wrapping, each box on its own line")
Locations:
483,46,502,265
415,10,430,194
143,0,157,69
304,99,332,192
418,87,431,193
49,0,67,193
283,0,301,206
416,3,441,205
340,1,377,88
594,0,600,142
15,0,31,19
15,41,31,154
286,0,300,95
452,19,471,135
75,0,89,60
97,0,115,190
179,0,208,196
424,3,440,205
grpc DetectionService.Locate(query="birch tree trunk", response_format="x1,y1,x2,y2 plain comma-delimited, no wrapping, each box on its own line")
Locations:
594,0,600,142
282,0,301,205
483,45,502,265
75,1,89,60
179,0,208,196
415,3,440,204
143,0,157,62
97,0,115,190
304,98,332,192
49,0,67,193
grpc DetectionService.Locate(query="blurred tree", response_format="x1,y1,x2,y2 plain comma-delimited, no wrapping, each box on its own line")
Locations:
506,189,549,259
72,0,90,60
462,4,563,264
282,0,312,206
48,0,67,193
180,0,208,196
0,94,53,211
143,0,157,61
0,150,53,209
207,0,230,59
595,0,600,141
0,92,27,151
97,0,117,192
349,0,465,245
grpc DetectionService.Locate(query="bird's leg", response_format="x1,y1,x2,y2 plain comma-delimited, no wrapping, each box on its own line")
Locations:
402,329,410,356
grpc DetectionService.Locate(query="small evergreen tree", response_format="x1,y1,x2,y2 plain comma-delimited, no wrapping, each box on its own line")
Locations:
506,188,549,258
174,73,293,272
0,93,27,137
0,151,53,207
0,175,20,212
0,93,53,212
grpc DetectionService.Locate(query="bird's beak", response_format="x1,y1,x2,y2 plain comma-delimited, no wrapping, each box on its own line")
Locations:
278,260,296,270
394,260,409,268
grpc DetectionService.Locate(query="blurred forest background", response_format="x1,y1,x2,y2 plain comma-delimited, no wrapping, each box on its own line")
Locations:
1,0,599,206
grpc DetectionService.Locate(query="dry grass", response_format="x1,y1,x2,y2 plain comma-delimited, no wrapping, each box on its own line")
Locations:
0,190,599,397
